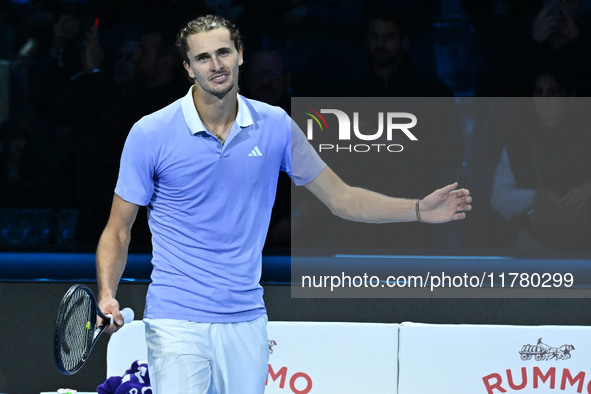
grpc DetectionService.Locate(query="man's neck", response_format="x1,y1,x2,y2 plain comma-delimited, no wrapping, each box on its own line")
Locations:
372,56,404,86
192,86,238,128
373,65,394,86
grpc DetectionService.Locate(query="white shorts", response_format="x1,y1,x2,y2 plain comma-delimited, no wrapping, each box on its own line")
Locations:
144,315,268,394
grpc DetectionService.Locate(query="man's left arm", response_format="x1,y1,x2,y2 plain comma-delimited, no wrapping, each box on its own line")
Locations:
305,166,472,224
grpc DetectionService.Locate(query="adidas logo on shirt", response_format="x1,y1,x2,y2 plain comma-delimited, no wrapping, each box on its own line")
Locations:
248,146,263,157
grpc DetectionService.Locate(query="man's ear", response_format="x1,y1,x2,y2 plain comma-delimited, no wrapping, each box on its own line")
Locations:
238,47,244,66
183,60,195,79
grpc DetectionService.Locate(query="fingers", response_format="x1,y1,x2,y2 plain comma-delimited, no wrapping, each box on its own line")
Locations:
461,195,473,205
452,191,473,220
104,311,124,334
459,201,472,213
452,212,467,221
450,201,472,221
458,190,472,208
449,198,472,222
438,182,459,196
422,183,473,223
98,298,123,334
449,188,471,198
112,309,124,326
440,184,470,199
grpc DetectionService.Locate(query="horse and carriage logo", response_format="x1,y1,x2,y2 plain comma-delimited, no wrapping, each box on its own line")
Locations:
269,339,277,355
519,338,575,361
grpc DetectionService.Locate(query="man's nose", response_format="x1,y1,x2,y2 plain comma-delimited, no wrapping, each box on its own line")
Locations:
211,56,222,70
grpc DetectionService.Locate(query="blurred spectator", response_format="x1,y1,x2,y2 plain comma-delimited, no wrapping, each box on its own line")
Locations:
25,10,122,243
68,25,124,245
530,0,587,50
121,26,188,127
17,10,171,246
75,24,188,246
112,39,140,98
245,0,364,96
24,10,103,209
501,0,591,95
244,49,291,112
490,62,591,250
348,9,454,97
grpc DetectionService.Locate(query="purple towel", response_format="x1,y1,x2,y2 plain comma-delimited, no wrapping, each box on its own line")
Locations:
97,360,151,394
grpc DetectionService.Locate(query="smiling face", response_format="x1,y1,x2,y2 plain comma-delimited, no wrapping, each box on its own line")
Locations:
182,27,243,99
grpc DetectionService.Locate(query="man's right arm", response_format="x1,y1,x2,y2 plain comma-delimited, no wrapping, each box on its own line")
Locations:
96,194,140,331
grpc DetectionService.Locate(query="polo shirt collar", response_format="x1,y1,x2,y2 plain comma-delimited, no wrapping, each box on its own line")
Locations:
181,86,253,136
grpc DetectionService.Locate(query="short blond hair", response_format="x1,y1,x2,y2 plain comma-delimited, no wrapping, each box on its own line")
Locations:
176,15,243,63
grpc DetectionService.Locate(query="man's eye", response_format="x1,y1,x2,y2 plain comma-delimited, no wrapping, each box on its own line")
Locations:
219,49,230,55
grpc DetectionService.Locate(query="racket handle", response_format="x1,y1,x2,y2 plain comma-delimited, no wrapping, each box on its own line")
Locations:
121,307,135,323
105,307,135,325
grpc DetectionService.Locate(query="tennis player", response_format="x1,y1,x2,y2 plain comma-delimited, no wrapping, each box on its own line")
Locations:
96,14,472,394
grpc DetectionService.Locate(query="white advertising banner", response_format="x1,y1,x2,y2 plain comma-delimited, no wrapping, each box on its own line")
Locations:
398,322,591,394
106,320,148,378
266,322,399,394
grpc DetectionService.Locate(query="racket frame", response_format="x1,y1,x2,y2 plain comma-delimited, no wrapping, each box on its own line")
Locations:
53,284,111,375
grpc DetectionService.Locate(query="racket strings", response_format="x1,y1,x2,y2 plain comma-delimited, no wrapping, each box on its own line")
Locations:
58,288,93,372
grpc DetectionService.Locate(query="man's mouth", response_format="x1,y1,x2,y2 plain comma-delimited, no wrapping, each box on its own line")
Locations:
211,74,229,83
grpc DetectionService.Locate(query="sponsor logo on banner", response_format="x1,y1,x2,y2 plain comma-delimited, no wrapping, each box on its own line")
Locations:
482,338,588,393
301,108,418,153
266,339,314,394
269,339,277,354
519,338,575,361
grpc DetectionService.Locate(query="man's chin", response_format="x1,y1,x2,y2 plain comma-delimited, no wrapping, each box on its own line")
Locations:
209,83,235,98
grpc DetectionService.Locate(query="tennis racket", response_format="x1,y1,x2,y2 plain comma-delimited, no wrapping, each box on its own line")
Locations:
53,284,134,375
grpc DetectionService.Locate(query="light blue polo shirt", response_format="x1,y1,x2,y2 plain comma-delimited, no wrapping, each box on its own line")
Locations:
115,87,325,323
